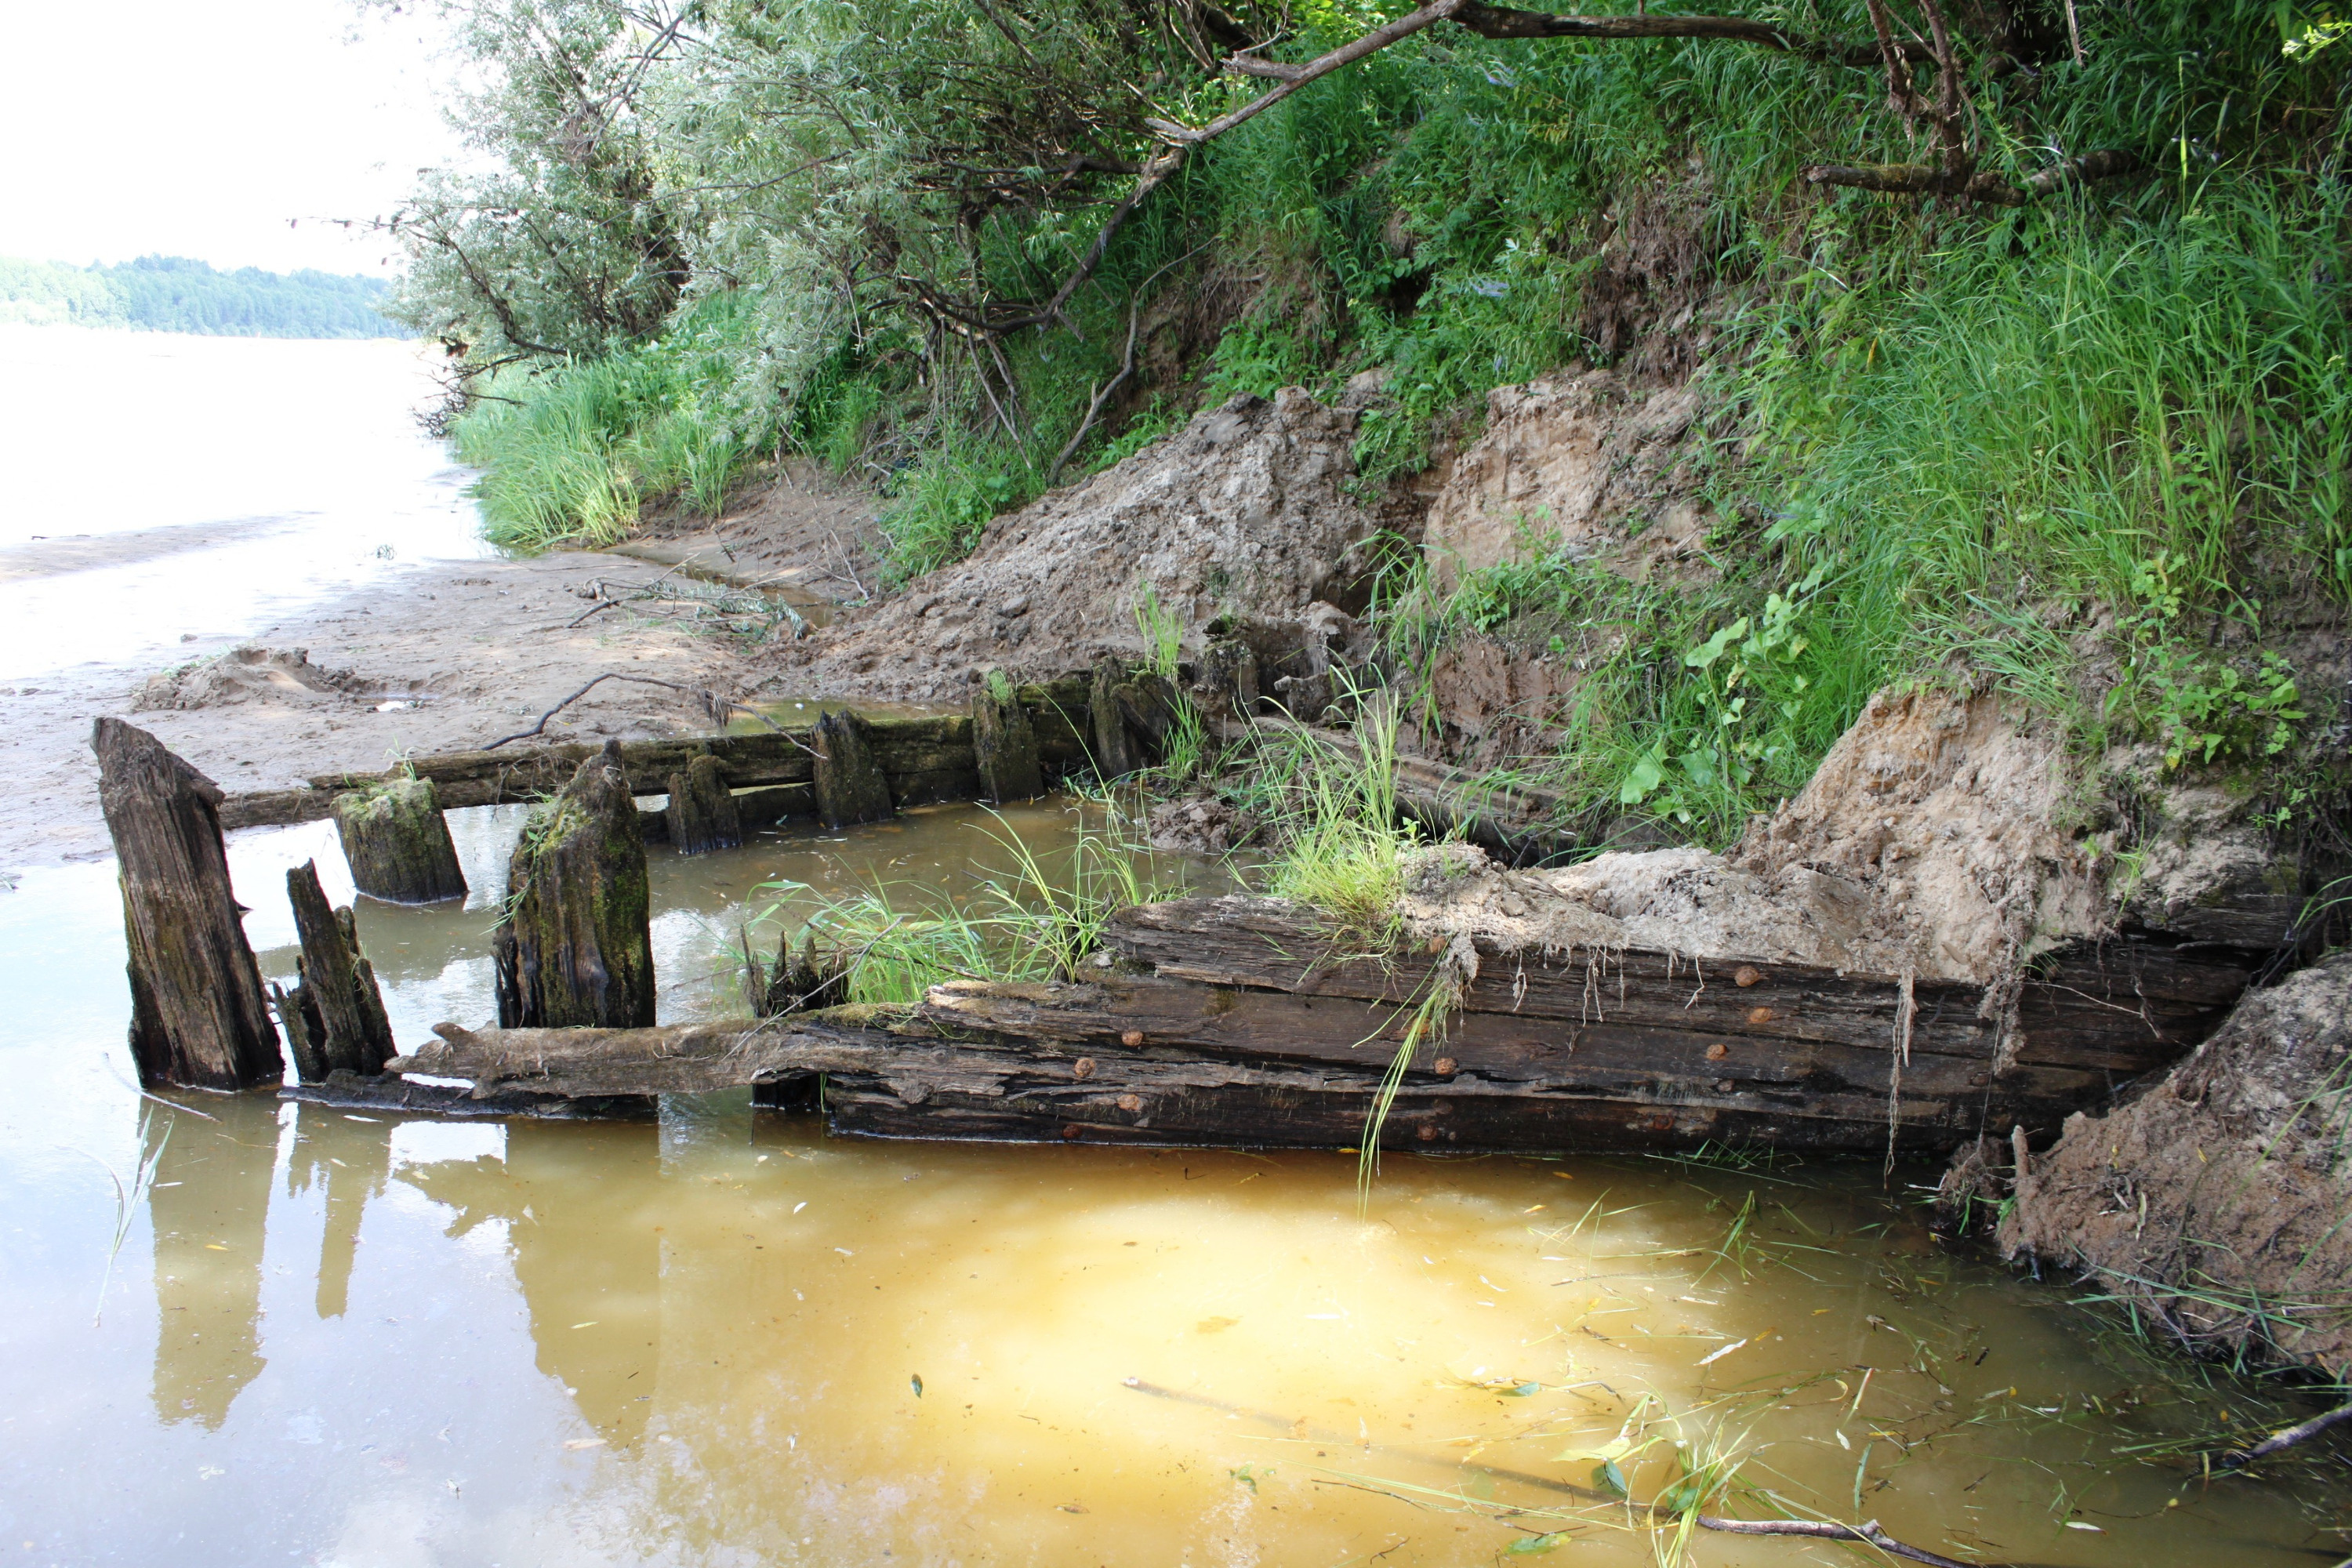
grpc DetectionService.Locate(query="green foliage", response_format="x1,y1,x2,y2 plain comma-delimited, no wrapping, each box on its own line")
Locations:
0,255,401,338
1236,691,1417,942
450,295,766,548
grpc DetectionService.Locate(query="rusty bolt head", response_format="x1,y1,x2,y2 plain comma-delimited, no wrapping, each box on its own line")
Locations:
1120,1029,1145,1048
1715,1078,1736,1093
1416,1123,1439,1142
1704,1043,1730,1062
1744,1006,1775,1025
1072,1057,1096,1080
1733,965,1762,988
1116,1093,1144,1113
1432,1055,1458,1076
1061,1123,1083,1140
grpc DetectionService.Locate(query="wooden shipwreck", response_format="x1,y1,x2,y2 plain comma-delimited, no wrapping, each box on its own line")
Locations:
389,894,2257,1156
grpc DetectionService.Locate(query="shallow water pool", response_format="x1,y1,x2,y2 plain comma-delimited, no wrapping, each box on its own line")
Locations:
2,799,2346,1566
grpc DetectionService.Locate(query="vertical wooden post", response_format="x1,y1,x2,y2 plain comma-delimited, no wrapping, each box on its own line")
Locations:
278,859,397,1081
492,739,656,1029
664,753,744,854
971,672,1044,804
92,718,281,1090
1088,658,1140,780
333,776,467,904
811,710,894,829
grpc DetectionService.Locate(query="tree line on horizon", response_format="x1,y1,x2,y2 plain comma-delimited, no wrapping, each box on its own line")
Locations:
0,254,406,339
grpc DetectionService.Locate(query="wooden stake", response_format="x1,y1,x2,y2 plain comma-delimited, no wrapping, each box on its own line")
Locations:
811,710,894,829
492,740,655,1029
281,859,397,1080
663,753,744,854
333,775,467,904
971,673,1045,803
92,718,281,1090
1089,657,1141,779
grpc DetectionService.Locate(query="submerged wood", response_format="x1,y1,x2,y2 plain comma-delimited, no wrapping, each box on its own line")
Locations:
284,1069,653,1120
811,710,894,829
664,753,743,854
333,776,467,902
971,675,1044,802
93,718,282,1090
492,740,655,1029
387,893,2255,1152
281,859,397,1080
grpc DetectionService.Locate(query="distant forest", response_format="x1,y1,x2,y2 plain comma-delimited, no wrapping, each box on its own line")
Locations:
0,255,405,339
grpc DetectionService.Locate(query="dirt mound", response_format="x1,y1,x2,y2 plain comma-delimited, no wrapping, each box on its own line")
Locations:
1421,369,1716,593
133,647,387,711
770,389,1382,703
1730,685,2110,984
1997,952,2352,1377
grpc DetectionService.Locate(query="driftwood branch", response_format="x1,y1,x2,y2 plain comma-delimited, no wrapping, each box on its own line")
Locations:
484,672,749,750
2221,1396,2352,1468
1697,1515,1979,1568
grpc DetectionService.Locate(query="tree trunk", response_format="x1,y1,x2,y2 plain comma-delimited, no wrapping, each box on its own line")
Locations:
281,858,397,1080
92,718,281,1090
333,776,467,903
492,740,655,1029
664,753,743,854
1089,657,1141,779
811,710,894,829
971,674,1045,803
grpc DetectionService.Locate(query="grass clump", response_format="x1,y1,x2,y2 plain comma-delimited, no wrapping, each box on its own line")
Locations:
1233,690,1418,946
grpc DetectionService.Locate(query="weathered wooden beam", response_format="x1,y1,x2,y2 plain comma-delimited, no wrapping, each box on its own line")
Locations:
333,775,467,903
492,741,655,1029
93,718,283,1090
1089,657,1142,779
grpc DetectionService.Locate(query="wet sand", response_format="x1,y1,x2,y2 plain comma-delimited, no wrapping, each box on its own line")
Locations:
2,547,778,866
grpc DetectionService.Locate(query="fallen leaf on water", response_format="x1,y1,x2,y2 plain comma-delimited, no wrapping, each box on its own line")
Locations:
1696,1337,1749,1367
911,1374,924,1397
1506,1533,1566,1555
205,1243,227,1251
563,1439,605,1450
2064,1522,2104,1533
1058,1504,1088,1514
1196,1316,1240,1334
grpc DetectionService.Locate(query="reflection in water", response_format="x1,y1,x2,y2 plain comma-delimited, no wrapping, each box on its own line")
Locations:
401,1120,665,1445
286,1102,390,1319
147,1104,279,1430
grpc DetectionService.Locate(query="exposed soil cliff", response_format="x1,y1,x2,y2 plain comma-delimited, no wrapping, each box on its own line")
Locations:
770,389,1384,702
1998,953,2352,1377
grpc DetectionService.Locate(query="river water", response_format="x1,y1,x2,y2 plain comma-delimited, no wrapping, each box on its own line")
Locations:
2,329,2348,1565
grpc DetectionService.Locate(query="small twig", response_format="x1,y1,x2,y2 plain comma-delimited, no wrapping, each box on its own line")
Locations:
2221,1396,2352,1468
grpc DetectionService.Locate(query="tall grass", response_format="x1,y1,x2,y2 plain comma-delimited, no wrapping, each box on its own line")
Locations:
1236,690,1417,944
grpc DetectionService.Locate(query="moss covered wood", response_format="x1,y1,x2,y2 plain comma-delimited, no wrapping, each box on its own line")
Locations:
664,753,743,854
92,718,283,1090
333,776,467,903
281,858,397,1080
492,740,655,1029
811,710,895,829
971,673,1045,803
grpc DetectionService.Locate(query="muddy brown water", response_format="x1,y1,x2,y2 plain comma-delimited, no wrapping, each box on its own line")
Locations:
3,798,2350,1565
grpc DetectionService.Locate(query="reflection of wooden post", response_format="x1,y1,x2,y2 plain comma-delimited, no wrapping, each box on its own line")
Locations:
149,1100,275,1428
278,859,397,1081
971,673,1044,803
492,740,655,1029
333,776,466,904
664,753,742,854
92,718,282,1090
1088,658,1140,779
811,710,893,829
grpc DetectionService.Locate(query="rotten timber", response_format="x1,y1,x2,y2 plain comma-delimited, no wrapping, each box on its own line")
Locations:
379,894,2259,1155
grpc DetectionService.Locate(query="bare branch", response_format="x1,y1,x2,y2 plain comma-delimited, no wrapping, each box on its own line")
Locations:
1450,1,1933,67
1149,0,1469,144
1697,1515,1980,1568
2221,1396,2352,1468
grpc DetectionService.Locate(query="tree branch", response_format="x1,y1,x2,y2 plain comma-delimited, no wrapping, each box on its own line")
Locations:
2220,1396,2352,1468
1449,1,1933,67
1148,0,1471,144
1697,1515,1980,1568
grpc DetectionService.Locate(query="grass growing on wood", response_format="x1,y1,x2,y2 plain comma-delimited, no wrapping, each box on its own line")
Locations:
1239,691,1418,945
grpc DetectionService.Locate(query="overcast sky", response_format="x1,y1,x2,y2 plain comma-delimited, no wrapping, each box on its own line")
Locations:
0,0,463,276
